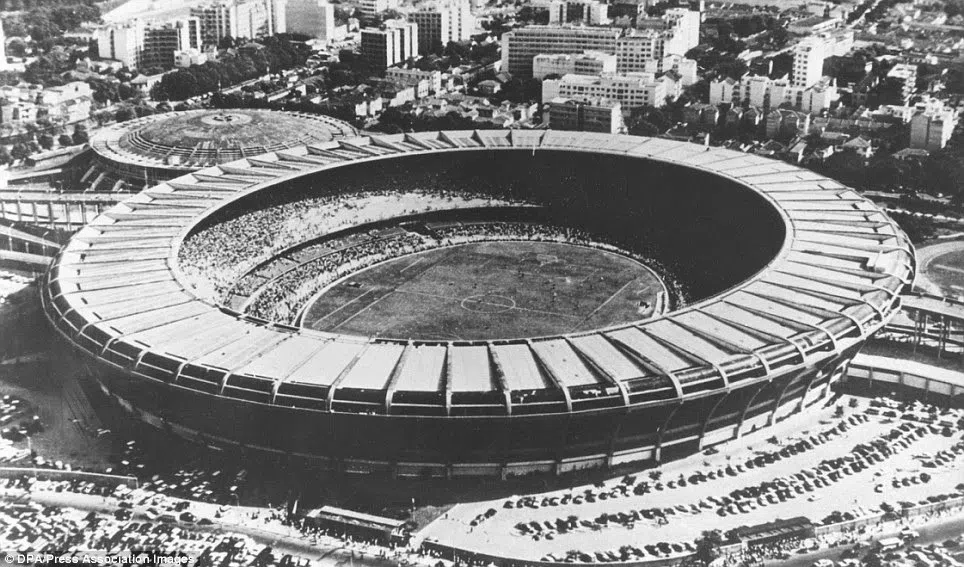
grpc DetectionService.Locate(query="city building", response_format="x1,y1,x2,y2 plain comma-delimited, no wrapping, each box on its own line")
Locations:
0,102,39,124
543,72,667,109
710,73,837,113
0,25,8,72
500,26,623,78
175,48,208,67
141,18,201,69
616,30,668,73
544,0,609,25
886,63,918,105
793,35,829,88
766,108,811,139
909,103,958,150
358,0,399,20
660,53,697,86
96,20,145,68
38,81,93,123
410,0,475,55
191,0,282,48
384,67,442,97
386,19,418,62
549,97,623,133
361,21,416,70
409,10,448,54
532,51,616,80
286,0,335,41
662,6,700,53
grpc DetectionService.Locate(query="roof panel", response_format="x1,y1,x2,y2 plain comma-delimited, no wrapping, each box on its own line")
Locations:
569,334,645,383
673,311,768,351
340,343,405,390
703,302,797,338
394,345,447,392
531,339,601,387
287,341,364,386
606,327,689,372
492,344,548,390
237,335,328,380
448,346,496,392
645,319,732,363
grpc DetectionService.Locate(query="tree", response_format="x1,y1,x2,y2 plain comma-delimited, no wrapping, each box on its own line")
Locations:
114,106,136,122
694,530,724,565
0,147,10,166
820,151,868,189
58,134,73,146
10,144,31,161
71,126,89,144
38,133,54,149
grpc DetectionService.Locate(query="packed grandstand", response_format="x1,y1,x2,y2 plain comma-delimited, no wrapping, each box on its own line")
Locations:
43,130,915,478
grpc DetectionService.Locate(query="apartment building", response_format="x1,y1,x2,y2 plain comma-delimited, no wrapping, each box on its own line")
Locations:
549,96,623,133
543,72,667,109
532,51,616,80
500,26,622,78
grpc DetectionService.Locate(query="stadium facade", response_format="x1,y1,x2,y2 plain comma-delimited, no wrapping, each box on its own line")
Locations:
80,109,357,192
42,130,915,478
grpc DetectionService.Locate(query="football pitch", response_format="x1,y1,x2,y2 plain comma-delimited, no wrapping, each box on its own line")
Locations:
300,241,667,341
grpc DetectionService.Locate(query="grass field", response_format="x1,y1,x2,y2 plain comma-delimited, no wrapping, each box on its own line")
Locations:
301,241,667,341
918,242,964,299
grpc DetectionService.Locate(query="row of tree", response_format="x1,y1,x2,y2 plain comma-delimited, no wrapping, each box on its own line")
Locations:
150,37,310,101
2,0,100,42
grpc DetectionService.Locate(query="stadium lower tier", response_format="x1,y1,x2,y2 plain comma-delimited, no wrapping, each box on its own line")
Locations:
71,341,862,478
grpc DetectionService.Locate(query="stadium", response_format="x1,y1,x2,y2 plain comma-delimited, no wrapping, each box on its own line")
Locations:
41,130,916,479
78,109,357,192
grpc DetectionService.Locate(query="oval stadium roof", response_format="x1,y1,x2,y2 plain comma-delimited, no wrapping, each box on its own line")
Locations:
44,130,916,415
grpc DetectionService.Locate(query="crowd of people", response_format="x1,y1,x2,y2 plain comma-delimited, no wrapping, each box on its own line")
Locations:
246,232,432,322
178,186,527,303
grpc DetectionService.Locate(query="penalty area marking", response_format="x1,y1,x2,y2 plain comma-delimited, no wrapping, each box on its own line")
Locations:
460,294,517,314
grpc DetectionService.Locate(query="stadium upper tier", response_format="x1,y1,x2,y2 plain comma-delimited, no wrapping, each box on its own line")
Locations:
42,131,916,474
81,110,357,192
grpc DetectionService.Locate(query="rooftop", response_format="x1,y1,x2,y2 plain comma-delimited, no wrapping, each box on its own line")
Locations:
90,109,357,171
44,131,915,411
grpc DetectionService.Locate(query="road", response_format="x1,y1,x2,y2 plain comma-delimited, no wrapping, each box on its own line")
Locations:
767,513,964,567
0,488,415,567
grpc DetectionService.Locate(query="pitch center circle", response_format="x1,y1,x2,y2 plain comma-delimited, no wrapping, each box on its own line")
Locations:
460,294,517,314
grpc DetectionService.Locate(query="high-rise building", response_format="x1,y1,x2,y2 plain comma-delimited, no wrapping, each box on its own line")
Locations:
616,30,666,73
141,18,201,68
501,26,622,78
386,19,418,62
191,0,278,48
410,0,473,54
792,35,828,88
270,0,286,34
97,18,201,69
549,97,623,133
410,10,448,54
0,26,8,71
286,0,335,40
358,0,398,20
662,6,699,53
910,102,958,150
361,22,415,70
96,20,146,68
532,51,616,80
438,0,474,42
